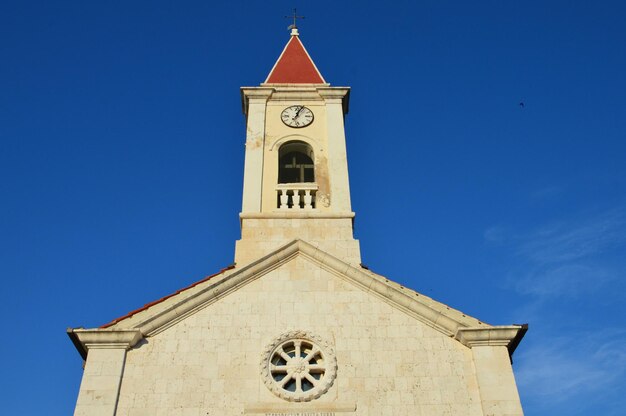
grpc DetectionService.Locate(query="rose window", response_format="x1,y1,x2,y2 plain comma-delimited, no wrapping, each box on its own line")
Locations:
261,331,337,402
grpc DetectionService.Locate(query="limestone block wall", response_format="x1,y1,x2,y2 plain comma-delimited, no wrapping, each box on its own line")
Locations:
472,346,524,415
235,217,361,266
114,256,483,416
74,348,126,416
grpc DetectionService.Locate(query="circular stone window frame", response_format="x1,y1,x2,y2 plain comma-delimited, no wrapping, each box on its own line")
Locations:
261,330,337,402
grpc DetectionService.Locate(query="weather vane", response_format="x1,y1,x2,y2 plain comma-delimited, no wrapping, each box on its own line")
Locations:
285,8,304,30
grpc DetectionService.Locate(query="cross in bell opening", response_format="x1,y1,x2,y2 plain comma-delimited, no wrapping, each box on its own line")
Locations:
285,8,304,30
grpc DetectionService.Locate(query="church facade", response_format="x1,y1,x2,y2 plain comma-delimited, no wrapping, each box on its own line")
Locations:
68,28,527,416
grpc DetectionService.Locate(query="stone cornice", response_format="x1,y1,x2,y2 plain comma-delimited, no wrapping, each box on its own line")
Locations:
67,242,528,359
316,87,350,99
240,87,275,98
240,211,355,220
240,87,274,115
259,83,331,88
71,329,143,351
455,326,527,354
294,240,483,336
317,87,350,113
94,240,489,342
240,86,350,114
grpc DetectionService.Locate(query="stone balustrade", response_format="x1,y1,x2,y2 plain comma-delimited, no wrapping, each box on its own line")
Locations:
277,183,318,210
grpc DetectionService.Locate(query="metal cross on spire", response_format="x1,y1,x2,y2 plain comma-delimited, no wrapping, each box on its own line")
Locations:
285,8,304,30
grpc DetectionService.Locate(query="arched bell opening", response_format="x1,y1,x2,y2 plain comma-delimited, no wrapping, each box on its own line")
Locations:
278,141,315,184
277,141,318,209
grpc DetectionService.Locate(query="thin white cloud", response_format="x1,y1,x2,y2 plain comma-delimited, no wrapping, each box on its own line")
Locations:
517,346,605,398
514,263,613,298
517,208,626,265
491,206,626,300
483,225,506,243
516,330,626,406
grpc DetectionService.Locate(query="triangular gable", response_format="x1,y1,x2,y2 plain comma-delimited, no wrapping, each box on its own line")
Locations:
265,34,326,84
68,240,526,358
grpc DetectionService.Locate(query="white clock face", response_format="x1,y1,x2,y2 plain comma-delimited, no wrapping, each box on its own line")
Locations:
281,105,314,128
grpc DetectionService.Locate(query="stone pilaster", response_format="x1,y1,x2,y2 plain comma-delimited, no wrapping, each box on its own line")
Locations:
456,327,525,416
240,88,273,213
71,329,142,416
318,88,352,213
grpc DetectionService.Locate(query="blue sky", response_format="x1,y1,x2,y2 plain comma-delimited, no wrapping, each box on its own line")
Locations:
1,1,625,414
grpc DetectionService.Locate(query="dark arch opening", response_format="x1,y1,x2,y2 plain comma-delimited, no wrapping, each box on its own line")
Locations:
278,141,315,183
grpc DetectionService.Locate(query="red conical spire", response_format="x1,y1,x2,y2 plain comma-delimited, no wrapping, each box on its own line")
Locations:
265,29,326,84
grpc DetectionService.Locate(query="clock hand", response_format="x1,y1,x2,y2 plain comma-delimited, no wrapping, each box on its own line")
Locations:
291,107,302,121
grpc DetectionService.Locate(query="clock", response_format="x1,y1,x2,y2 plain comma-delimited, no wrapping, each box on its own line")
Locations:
281,105,314,128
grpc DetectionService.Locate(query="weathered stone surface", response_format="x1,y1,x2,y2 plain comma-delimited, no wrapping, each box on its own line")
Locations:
114,256,484,416
236,217,360,266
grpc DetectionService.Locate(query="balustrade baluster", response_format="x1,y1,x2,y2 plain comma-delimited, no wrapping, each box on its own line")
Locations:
277,185,317,210
279,190,289,209
292,191,299,209
303,190,312,209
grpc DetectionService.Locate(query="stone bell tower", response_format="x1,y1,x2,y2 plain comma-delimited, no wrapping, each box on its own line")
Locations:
235,28,361,266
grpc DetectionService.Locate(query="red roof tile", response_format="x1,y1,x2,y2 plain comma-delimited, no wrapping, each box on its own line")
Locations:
99,265,236,328
265,34,325,84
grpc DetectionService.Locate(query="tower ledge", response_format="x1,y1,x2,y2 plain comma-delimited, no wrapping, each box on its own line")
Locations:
241,86,349,115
